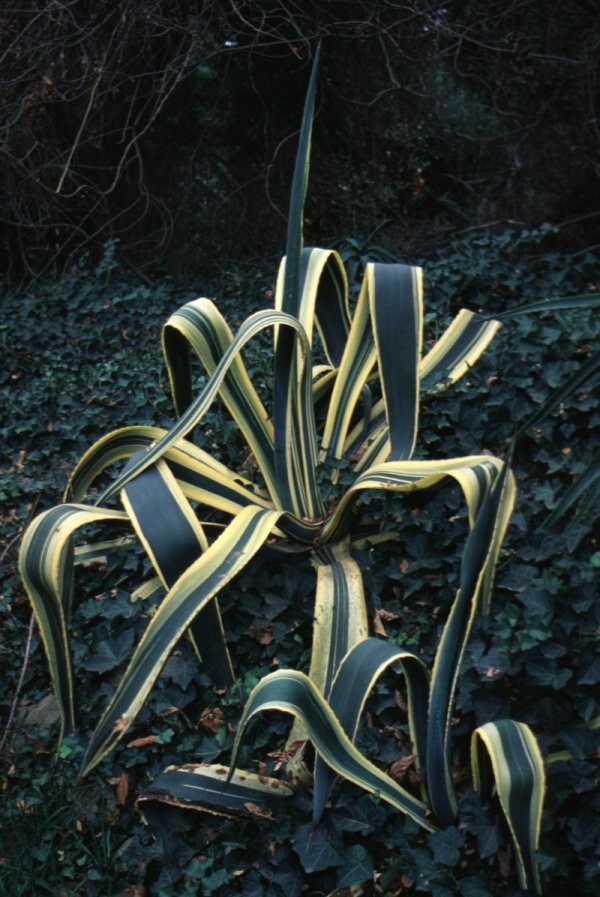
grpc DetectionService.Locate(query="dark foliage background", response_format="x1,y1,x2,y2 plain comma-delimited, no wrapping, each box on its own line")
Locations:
1,0,599,280
0,230,598,895
1,2,599,895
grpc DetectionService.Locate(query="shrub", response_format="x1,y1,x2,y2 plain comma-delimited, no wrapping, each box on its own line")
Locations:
14,53,561,896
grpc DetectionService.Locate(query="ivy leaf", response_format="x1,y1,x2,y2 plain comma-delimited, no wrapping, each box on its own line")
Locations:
428,826,465,868
79,593,137,621
163,652,198,690
263,862,304,897
331,795,387,833
237,871,263,897
526,658,573,690
292,821,344,872
459,792,499,860
577,657,600,685
336,844,374,887
81,630,135,672
431,884,455,897
458,875,494,897
202,868,229,896
559,726,600,759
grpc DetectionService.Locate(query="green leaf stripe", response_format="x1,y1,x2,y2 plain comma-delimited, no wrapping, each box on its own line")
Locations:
370,263,423,462
122,459,233,688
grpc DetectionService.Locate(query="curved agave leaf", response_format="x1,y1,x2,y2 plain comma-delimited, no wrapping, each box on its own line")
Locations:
322,266,501,469
426,462,516,825
138,762,294,820
276,248,350,367
93,310,313,510
419,308,501,394
231,668,436,832
19,504,130,738
347,313,501,472
67,424,272,515
81,505,282,775
321,258,424,466
308,540,369,699
472,720,545,895
321,455,504,545
162,298,276,497
121,458,233,688
286,538,369,748
312,637,430,825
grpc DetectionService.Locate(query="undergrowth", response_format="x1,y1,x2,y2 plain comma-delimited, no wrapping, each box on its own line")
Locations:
1,230,598,896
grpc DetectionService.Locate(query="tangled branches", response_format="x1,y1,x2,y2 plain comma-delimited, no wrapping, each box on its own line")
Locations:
1,1,598,280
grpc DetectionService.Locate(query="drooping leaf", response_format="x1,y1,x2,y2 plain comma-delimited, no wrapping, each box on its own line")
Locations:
472,719,545,895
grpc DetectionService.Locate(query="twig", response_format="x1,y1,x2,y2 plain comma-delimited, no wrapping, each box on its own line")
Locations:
0,613,35,757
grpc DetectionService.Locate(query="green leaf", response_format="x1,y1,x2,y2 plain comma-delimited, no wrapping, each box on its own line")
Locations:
292,821,344,872
231,668,435,831
313,637,429,826
472,720,545,895
81,629,135,673
81,506,282,775
458,875,493,897
428,826,465,867
492,292,600,318
336,844,374,887
163,652,198,691
138,763,294,819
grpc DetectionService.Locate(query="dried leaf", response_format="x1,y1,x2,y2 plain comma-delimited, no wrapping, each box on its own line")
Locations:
243,802,273,819
199,707,225,733
116,771,129,805
498,847,512,879
373,609,387,636
126,734,156,748
389,754,415,782
248,624,273,645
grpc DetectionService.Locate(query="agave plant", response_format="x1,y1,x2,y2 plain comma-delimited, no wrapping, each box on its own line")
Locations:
19,50,546,894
